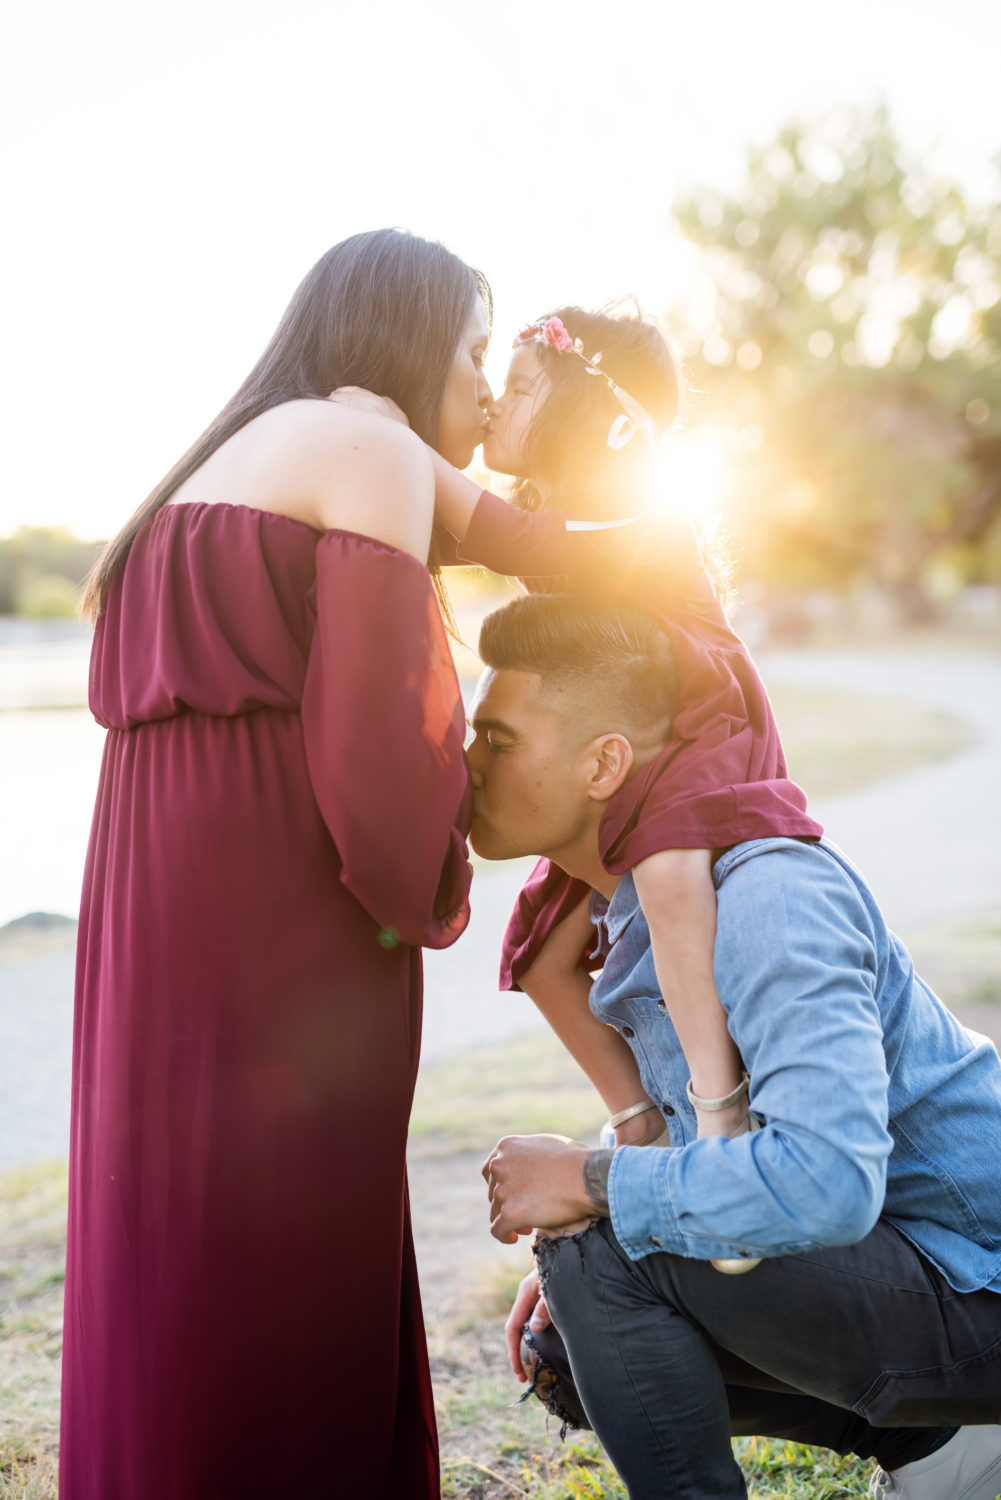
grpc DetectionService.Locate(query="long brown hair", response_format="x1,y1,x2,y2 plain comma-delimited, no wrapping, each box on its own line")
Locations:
81,228,492,621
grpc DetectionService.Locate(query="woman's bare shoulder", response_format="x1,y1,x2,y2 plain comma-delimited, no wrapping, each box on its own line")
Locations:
254,397,426,469
282,401,434,554
176,400,435,559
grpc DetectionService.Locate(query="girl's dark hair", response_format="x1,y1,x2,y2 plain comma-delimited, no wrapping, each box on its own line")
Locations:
82,228,492,621
512,302,680,519
512,303,730,594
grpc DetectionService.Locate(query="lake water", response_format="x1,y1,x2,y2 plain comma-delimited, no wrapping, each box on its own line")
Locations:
0,625,103,927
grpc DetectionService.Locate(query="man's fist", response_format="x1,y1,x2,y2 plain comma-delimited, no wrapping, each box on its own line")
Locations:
481,1134,612,1244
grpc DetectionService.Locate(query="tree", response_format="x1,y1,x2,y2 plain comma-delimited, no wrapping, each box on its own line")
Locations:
672,104,1001,620
0,528,103,616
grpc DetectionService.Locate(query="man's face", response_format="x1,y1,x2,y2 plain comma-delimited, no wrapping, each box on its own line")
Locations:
466,666,595,863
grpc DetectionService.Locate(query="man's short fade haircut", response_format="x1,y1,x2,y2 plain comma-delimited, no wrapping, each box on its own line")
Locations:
477,593,678,745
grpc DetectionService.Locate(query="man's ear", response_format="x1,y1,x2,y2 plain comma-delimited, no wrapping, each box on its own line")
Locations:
585,733,635,803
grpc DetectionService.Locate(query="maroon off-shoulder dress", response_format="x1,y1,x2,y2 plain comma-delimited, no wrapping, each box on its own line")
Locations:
450,491,822,989
61,503,471,1499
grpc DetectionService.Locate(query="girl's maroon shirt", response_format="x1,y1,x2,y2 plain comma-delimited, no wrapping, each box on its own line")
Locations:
452,489,822,990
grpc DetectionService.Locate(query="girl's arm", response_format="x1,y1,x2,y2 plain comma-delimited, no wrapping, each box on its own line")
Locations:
430,450,698,581
519,899,668,1147
430,450,486,542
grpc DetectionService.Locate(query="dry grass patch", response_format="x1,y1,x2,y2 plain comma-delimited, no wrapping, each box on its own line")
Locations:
767,683,975,800
0,1162,66,1500
411,1030,606,1152
908,912,1001,1010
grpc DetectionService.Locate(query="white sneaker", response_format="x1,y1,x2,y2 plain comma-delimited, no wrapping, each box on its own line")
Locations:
869,1426,1001,1499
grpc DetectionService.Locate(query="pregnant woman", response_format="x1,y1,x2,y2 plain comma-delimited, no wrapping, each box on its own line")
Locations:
62,229,493,1499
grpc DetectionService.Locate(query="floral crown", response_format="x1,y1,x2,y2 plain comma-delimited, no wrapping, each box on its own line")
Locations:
513,316,659,451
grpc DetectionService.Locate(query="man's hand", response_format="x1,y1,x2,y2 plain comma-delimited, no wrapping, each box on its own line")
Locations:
482,1134,613,1244
505,1268,551,1380
327,386,410,425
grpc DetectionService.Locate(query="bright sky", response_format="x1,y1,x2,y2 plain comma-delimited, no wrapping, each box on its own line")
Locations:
2,0,999,539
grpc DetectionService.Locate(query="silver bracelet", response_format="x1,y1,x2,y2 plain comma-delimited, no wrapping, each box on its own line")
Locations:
609,1098,657,1128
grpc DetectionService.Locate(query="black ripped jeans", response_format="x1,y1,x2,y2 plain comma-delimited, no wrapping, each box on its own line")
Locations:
532,1217,1001,1500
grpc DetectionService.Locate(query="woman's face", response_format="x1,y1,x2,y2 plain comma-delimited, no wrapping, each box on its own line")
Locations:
481,343,551,479
436,298,493,467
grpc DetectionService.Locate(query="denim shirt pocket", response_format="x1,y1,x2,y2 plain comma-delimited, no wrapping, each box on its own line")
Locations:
885,1118,1001,1294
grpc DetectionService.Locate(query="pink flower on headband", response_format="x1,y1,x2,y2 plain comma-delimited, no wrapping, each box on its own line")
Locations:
512,313,659,449
541,316,574,352
513,317,575,353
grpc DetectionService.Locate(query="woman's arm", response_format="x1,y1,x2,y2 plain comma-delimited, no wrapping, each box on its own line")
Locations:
300,429,471,950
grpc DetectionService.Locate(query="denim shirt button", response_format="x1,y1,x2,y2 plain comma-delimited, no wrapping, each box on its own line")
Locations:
650,1236,664,1248
622,1026,635,1038
661,1102,675,1116
657,999,667,1012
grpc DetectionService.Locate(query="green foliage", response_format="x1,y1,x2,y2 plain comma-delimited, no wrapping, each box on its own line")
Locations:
16,575,80,619
673,104,1001,617
0,529,102,617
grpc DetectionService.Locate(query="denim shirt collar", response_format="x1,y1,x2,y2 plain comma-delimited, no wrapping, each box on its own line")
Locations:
590,840,821,955
589,872,640,954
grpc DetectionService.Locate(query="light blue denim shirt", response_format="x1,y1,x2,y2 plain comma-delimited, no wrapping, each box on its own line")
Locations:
596,837,1001,1293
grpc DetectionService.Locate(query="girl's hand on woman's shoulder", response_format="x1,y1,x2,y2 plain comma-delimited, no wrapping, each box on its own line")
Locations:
287,400,434,560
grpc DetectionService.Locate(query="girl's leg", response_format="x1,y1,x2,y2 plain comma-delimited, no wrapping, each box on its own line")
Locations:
634,848,750,1138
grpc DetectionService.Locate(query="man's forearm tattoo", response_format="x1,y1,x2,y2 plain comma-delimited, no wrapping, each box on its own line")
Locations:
582,1149,613,1216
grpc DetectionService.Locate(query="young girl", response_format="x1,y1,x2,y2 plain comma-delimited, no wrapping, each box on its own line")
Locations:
348,304,821,1268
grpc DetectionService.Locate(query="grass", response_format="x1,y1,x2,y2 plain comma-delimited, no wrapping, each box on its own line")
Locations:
410,1030,607,1150
766,682,976,800
0,1163,65,1500
906,912,1001,1014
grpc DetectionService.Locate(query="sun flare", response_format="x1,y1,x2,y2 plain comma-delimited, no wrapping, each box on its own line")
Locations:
653,431,729,523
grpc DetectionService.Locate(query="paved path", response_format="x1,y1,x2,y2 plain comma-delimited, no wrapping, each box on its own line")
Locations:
757,647,1001,936
2,645,999,1170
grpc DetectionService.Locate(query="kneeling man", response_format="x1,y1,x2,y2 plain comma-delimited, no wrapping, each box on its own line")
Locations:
468,592,1001,1500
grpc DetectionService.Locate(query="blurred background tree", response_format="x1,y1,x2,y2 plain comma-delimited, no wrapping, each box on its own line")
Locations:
0,530,102,617
672,103,1001,623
